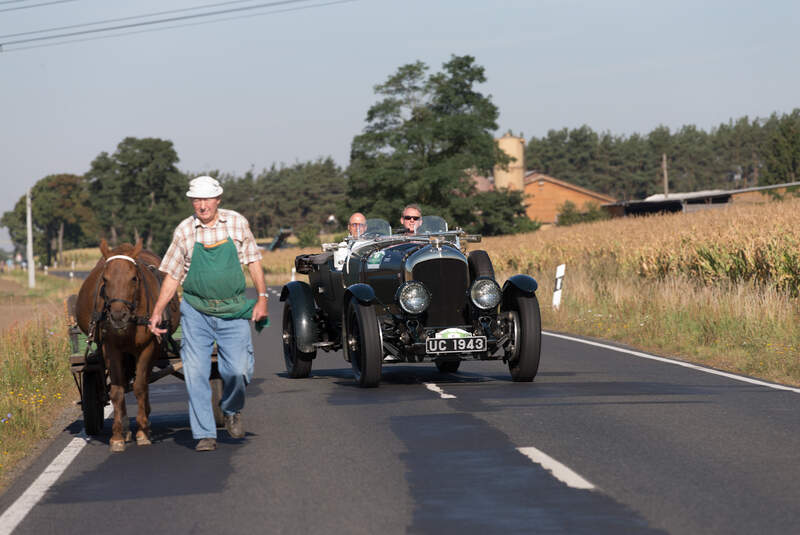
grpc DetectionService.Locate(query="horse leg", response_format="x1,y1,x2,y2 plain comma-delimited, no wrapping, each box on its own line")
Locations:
133,342,157,446
105,346,128,452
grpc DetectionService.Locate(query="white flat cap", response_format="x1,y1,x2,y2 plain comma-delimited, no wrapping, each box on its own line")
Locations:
186,176,223,198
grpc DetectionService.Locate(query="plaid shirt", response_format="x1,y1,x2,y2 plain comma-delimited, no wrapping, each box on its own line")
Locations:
160,208,262,283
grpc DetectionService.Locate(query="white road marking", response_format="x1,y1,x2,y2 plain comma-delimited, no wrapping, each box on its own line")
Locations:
0,405,113,535
543,331,800,394
423,383,456,399
517,446,595,490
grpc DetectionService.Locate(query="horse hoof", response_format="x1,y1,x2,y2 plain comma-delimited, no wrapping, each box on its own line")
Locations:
136,432,151,446
109,440,126,453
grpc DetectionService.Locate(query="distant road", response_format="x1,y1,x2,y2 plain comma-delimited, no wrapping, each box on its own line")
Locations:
47,270,90,280
1,286,798,534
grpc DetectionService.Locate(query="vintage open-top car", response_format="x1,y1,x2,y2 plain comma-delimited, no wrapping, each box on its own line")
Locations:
280,216,541,387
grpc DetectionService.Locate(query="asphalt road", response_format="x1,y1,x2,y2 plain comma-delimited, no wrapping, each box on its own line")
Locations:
1,286,798,534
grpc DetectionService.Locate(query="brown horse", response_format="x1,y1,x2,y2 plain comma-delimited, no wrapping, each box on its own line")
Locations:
76,239,180,452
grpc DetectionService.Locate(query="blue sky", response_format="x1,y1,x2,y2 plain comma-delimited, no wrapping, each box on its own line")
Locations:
1,0,798,250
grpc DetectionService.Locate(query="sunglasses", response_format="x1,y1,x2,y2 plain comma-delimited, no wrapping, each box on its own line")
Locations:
403,215,420,221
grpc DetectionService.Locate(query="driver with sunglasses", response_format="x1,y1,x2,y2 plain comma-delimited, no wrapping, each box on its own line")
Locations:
400,204,422,234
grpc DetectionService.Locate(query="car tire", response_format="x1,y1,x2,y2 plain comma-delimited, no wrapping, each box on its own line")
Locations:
435,360,461,373
468,250,495,281
282,301,314,378
504,292,542,382
345,297,382,387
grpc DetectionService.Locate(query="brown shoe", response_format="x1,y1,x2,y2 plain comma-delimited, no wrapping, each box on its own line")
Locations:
224,412,244,439
195,438,217,452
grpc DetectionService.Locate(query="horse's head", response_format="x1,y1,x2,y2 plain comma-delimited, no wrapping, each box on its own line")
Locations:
100,239,143,331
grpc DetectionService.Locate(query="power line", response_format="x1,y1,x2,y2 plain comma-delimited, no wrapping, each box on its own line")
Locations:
1,0,267,40
2,0,353,52
0,1,30,6
0,0,77,13
0,0,317,47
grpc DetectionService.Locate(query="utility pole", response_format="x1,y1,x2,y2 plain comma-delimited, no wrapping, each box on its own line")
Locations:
662,153,669,198
26,188,35,289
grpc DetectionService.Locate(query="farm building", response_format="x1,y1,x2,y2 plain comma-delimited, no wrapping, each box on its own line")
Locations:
604,181,800,217
522,172,616,225
472,133,617,225
470,169,615,225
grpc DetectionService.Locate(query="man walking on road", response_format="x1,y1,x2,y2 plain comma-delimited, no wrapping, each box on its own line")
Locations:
149,176,268,452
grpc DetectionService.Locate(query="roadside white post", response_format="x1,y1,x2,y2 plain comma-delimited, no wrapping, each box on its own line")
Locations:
291,267,296,282
69,260,75,281
43,265,48,276
26,188,35,289
552,263,565,310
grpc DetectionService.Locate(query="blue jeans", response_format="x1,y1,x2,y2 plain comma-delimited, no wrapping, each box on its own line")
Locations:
180,299,254,439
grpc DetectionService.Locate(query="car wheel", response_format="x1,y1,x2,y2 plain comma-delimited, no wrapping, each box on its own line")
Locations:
435,359,461,373
504,292,542,382
345,297,382,387
468,250,495,281
282,301,314,378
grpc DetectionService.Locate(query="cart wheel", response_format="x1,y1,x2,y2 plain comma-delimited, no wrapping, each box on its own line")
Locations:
82,370,105,435
210,377,224,427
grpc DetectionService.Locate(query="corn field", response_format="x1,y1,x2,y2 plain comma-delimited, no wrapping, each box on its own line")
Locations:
481,197,800,296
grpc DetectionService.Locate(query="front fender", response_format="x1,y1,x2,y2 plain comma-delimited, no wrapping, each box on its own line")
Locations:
502,274,538,297
344,283,376,306
280,281,317,354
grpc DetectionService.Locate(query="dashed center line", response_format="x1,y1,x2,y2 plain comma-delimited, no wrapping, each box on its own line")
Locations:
517,446,595,490
423,382,456,399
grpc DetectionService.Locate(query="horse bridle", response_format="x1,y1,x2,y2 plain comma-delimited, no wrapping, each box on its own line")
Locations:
94,254,157,329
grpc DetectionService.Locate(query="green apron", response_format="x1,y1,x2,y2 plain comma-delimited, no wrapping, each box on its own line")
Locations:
182,235,268,331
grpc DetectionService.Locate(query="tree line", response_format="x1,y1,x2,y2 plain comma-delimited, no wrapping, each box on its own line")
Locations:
3,55,800,263
526,109,800,201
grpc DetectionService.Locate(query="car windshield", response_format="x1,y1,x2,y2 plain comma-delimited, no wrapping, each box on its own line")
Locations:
363,218,391,237
416,215,448,234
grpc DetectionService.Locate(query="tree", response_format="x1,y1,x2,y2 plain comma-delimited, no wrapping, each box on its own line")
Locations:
85,137,186,254
346,55,524,232
556,201,610,227
0,174,96,264
763,109,800,186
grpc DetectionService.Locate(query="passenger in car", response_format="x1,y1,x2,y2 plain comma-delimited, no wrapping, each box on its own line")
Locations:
400,204,422,234
348,212,367,238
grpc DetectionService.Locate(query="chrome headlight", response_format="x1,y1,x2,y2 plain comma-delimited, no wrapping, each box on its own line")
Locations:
396,281,431,314
470,278,501,310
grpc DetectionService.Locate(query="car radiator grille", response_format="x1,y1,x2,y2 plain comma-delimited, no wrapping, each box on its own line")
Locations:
412,258,469,327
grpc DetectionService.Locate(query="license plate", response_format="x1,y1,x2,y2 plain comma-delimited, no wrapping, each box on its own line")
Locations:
426,336,487,354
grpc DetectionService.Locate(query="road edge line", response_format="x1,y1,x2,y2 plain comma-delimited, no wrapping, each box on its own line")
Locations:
0,405,113,534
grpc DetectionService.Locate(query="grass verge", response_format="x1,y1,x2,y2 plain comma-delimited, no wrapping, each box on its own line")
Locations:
0,309,76,486
527,265,800,387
